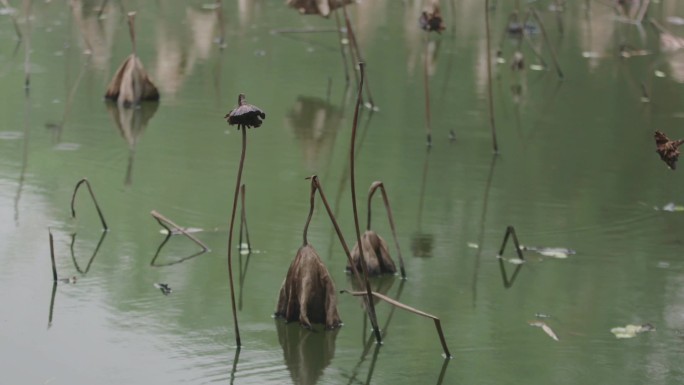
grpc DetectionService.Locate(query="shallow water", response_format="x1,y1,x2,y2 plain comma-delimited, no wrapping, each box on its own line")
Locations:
2,1,684,384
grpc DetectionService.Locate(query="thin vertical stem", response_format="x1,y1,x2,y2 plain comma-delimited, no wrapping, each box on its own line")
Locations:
423,37,432,147
127,12,137,56
485,0,499,153
343,7,375,108
334,9,351,85
238,184,250,252
302,178,316,246
227,125,247,347
49,228,57,281
350,62,382,344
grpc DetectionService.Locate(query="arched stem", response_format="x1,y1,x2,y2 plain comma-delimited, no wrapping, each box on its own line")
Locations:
367,181,406,279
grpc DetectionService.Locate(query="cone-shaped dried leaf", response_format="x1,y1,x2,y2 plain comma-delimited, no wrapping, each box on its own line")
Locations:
105,54,160,106
347,230,397,276
286,0,353,17
275,245,342,330
225,94,266,129
654,131,684,170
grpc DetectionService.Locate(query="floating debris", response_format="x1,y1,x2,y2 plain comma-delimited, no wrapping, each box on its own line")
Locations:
667,16,684,26
529,64,545,71
660,202,684,212
535,313,552,319
54,143,81,151
611,323,655,339
582,51,601,58
498,256,525,265
529,320,559,341
521,245,576,259
159,227,204,235
154,283,172,295
655,70,667,78
654,131,684,170
0,131,23,140
286,0,353,18
467,242,479,249
58,276,77,284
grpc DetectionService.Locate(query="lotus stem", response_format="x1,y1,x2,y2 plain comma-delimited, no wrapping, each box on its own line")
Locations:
216,0,225,48
497,225,525,288
150,210,209,251
531,9,564,79
71,178,108,231
238,184,250,252
69,231,107,274
334,9,351,85
49,228,57,282
227,125,247,347
485,0,499,153
48,281,57,328
350,62,382,344
367,181,406,279
342,7,375,108
341,289,452,358
423,37,432,147
0,0,22,41
127,12,137,57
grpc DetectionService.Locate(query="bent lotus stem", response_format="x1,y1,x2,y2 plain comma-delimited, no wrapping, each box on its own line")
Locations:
341,289,452,358
227,124,247,347
367,181,406,279
530,9,563,79
350,62,382,344
150,210,209,252
342,7,375,108
307,175,384,340
71,178,108,231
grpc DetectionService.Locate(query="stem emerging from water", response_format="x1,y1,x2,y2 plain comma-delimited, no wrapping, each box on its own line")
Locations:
485,0,499,153
227,125,247,347
351,62,382,344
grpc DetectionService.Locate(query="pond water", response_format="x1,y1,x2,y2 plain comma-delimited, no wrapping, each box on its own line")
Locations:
2,1,684,384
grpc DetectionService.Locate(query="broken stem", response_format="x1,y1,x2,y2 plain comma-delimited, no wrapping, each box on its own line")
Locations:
367,181,406,279
71,178,108,231
226,125,247,347
150,210,209,251
342,289,452,358
485,0,499,153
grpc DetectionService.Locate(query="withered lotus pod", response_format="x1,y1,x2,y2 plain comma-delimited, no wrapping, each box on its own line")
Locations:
655,131,684,170
225,94,266,129
419,3,445,34
348,230,397,276
275,244,342,329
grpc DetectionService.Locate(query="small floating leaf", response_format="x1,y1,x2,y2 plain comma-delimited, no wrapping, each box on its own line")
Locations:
507,257,525,265
467,242,479,249
661,202,684,212
154,283,172,295
529,64,544,71
611,323,655,339
655,70,666,78
529,320,559,341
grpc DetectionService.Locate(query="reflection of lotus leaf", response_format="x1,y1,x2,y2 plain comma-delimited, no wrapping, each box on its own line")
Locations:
277,321,338,385
286,0,352,17
411,232,433,258
287,96,342,171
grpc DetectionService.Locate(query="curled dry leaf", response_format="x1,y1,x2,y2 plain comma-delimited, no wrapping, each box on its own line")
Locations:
529,320,560,341
225,94,266,129
611,323,655,339
654,131,684,170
